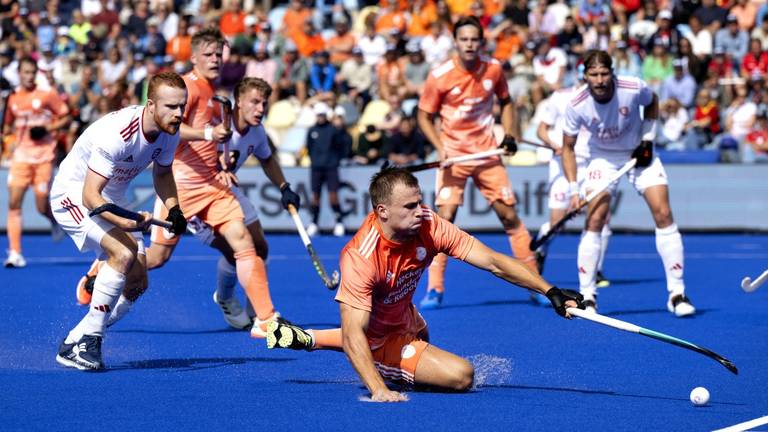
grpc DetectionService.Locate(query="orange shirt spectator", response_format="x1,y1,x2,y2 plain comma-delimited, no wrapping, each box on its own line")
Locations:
283,0,312,37
493,31,521,61
377,49,406,99
293,25,325,58
446,0,473,17
406,0,437,37
483,0,504,16
166,20,192,63
379,0,410,12
328,20,357,66
220,10,245,38
375,9,406,35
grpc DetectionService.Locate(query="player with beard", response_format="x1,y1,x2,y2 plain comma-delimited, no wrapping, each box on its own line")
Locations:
51,72,188,370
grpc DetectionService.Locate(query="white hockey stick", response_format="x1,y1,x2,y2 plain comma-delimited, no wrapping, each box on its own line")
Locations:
741,270,768,293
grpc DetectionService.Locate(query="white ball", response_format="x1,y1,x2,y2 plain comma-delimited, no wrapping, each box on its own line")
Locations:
690,387,710,406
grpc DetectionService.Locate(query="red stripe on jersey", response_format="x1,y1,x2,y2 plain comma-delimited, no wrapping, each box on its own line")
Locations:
571,91,589,106
616,80,639,89
120,118,139,136
121,124,139,142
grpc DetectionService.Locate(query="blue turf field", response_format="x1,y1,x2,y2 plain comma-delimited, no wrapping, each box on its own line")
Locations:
1,232,767,431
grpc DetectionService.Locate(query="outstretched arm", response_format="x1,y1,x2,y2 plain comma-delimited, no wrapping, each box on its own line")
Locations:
340,303,407,402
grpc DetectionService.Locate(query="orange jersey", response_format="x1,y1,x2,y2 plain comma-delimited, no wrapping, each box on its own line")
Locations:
172,70,220,188
335,207,475,349
5,87,69,164
418,56,509,162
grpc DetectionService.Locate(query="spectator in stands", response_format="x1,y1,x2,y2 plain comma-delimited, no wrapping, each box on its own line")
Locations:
685,88,721,149
649,10,681,55
220,50,246,93
166,18,192,64
744,110,768,162
309,50,336,98
407,0,438,38
715,15,749,67
661,59,697,108
752,16,768,50
232,15,259,56
294,19,325,58
337,46,373,110
678,37,707,84
420,20,453,67
354,125,385,165
383,115,427,165
327,16,356,67
305,102,349,237
90,0,120,41
274,40,309,104
403,43,430,100
730,0,757,32
578,0,608,27
68,9,92,46
503,0,529,27
154,0,179,41
555,16,584,58
245,41,277,86
686,15,713,58
219,0,245,40
693,0,727,34
507,41,537,107
584,16,612,52
57,52,83,95
488,20,522,61
643,38,673,92
122,0,149,40
723,83,757,160
708,47,735,81
658,97,689,149
612,0,641,27
359,14,387,66
137,16,167,64
532,37,567,105
528,0,559,37
741,39,768,81
377,43,407,100
612,39,642,78
98,46,127,88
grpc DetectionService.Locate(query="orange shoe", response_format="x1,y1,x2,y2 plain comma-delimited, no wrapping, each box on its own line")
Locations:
76,260,101,305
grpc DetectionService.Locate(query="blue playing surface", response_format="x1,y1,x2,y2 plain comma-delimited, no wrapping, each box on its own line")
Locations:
1,232,767,431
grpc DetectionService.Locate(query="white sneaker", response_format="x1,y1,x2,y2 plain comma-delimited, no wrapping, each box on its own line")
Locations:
4,250,26,268
667,294,696,317
50,222,66,243
306,223,319,237
251,311,281,338
213,292,252,329
333,222,345,237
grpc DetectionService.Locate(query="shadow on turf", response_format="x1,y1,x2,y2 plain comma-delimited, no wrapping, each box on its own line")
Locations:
607,308,713,317
109,356,295,372
481,384,744,405
111,328,244,335
422,299,532,311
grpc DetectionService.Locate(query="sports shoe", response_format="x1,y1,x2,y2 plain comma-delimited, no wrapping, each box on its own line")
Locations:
50,222,66,242
582,295,598,313
306,223,319,237
529,292,551,307
667,294,696,317
250,311,281,338
333,222,345,237
212,291,252,329
55,334,103,371
419,289,443,310
596,271,611,288
266,318,314,350
76,260,101,305
4,250,26,268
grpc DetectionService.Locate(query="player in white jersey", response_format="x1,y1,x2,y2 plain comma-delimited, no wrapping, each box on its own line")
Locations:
561,50,695,317
534,77,612,287
88,77,300,332
50,72,189,370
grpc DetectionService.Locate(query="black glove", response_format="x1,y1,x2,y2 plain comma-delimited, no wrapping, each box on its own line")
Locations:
29,126,47,140
545,287,585,318
165,205,187,235
500,134,517,155
280,183,301,210
631,140,653,168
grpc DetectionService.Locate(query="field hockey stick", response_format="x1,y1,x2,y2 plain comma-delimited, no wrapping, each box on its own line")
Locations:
89,203,172,230
382,148,508,172
212,95,233,170
529,158,637,251
567,307,738,375
287,204,340,290
742,269,768,293
518,138,591,159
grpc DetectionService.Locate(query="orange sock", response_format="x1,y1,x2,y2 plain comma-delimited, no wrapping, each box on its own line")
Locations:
427,253,447,293
7,209,22,253
310,328,343,351
233,248,275,320
506,223,538,274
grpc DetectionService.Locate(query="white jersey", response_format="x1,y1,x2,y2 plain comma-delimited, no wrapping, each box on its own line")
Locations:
51,105,179,203
219,121,272,172
564,76,654,153
542,87,591,158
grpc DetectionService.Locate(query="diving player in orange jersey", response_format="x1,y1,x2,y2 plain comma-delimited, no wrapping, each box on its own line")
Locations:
415,16,540,309
265,168,584,401
3,56,71,268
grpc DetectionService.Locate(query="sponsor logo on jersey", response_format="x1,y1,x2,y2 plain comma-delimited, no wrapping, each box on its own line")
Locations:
122,155,134,162
415,247,426,261
151,148,161,160
619,107,629,116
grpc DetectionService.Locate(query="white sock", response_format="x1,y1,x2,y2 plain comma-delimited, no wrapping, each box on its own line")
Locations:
578,230,602,299
67,263,125,342
215,257,238,300
536,221,551,255
597,224,612,272
655,223,685,296
106,295,134,327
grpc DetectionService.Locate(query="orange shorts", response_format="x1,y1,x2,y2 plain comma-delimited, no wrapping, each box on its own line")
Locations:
434,160,515,206
150,183,244,246
7,161,53,193
371,333,429,385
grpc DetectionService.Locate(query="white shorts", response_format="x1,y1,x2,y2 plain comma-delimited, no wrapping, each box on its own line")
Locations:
50,191,145,255
186,185,259,246
583,151,668,196
548,156,588,210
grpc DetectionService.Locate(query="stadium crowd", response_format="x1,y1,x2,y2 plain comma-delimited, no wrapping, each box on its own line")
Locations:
2,0,768,167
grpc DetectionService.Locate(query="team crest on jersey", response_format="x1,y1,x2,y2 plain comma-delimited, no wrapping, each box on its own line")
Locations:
415,247,426,261
450,87,461,95
32,99,42,109
482,79,493,91
151,148,161,160
619,107,629,116
247,145,254,155
310,131,319,139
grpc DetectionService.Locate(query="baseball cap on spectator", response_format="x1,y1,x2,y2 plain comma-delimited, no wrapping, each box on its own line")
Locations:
284,40,298,53
672,58,684,68
524,40,537,51
351,46,363,56
147,16,161,28
334,105,346,118
658,10,672,20
726,15,738,24
244,15,257,27
57,26,69,37
313,102,330,117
